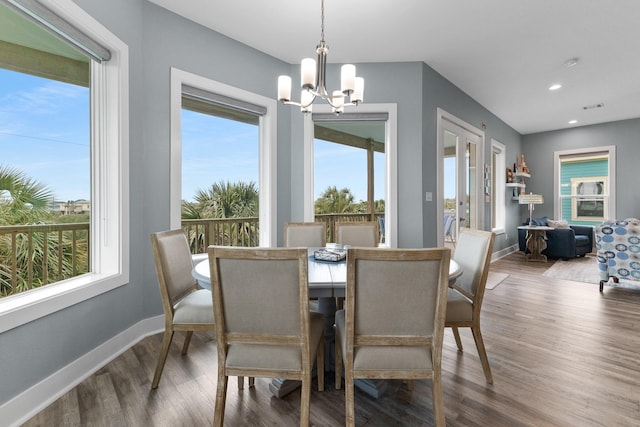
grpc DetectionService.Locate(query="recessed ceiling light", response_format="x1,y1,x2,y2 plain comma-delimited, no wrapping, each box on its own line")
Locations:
549,84,562,91
564,57,580,67
568,120,578,124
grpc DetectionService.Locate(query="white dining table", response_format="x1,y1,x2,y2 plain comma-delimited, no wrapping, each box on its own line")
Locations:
192,249,461,296
191,249,461,399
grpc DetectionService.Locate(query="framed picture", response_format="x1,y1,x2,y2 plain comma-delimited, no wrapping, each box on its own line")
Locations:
570,176,607,221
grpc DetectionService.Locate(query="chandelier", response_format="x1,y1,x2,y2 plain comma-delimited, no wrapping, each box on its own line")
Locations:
277,0,364,114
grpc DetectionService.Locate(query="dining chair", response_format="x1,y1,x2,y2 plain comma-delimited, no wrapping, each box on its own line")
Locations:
335,221,378,247
149,229,216,389
335,247,451,427
284,221,326,247
208,246,325,427
446,228,496,383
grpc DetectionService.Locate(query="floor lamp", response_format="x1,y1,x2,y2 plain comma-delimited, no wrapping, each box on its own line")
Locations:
519,193,544,225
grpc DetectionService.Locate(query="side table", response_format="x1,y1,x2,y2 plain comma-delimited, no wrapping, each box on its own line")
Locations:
517,226,554,262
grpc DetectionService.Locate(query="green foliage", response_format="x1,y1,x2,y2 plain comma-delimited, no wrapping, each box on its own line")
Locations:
0,166,89,297
184,180,259,219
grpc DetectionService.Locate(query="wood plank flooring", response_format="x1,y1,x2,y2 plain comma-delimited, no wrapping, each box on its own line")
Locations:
23,253,640,426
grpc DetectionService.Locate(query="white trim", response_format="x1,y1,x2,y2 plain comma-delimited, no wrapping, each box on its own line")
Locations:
0,316,164,427
303,103,398,248
0,0,129,333
491,139,506,235
553,145,616,221
436,108,485,243
170,68,278,246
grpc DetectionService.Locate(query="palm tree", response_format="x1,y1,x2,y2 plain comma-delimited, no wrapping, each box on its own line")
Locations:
314,186,356,214
183,180,259,249
0,165,53,225
0,166,89,297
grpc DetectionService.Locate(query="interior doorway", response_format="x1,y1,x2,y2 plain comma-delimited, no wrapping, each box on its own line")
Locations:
437,109,484,246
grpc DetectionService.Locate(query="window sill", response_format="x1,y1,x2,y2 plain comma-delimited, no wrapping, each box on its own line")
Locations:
0,272,128,334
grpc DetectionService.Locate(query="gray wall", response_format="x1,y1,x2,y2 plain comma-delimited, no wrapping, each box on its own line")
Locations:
0,0,528,407
522,118,640,221
420,63,523,252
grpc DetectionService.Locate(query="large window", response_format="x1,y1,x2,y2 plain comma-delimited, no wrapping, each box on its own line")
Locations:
180,88,261,249
170,69,277,247
303,104,398,247
554,146,616,225
0,0,129,331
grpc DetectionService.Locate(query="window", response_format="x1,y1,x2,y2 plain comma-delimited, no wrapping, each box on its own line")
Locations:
0,0,129,332
170,68,277,247
491,139,506,234
180,86,261,249
554,146,616,225
304,104,397,247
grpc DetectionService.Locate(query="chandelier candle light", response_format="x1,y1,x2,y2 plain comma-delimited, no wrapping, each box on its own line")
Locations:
277,0,364,114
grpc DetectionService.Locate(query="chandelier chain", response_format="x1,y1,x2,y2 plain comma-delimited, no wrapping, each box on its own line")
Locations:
320,0,325,43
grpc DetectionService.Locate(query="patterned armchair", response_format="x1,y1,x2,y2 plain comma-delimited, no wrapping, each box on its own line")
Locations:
595,218,640,292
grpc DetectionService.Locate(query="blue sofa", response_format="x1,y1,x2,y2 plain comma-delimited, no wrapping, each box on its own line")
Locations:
518,217,593,260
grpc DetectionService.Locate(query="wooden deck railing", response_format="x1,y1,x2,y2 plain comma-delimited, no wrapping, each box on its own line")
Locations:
0,223,90,297
0,213,384,297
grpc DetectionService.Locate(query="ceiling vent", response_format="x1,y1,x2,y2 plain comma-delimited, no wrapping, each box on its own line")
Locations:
583,103,605,110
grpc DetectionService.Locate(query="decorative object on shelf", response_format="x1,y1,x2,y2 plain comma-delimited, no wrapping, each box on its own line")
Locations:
519,193,544,225
517,154,530,174
276,0,364,114
506,167,514,183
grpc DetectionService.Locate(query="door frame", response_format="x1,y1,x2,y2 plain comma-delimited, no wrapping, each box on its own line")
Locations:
436,108,485,244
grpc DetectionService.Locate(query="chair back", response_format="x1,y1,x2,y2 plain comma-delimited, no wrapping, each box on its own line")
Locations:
451,228,495,304
284,222,326,247
208,246,312,367
336,221,378,247
150,230,198,313
345,247,451,371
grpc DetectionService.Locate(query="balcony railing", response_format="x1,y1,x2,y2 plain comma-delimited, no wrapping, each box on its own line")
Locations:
0,213,384,297
0,223,90,297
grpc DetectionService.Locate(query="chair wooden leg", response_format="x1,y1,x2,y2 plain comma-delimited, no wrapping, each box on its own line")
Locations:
335,330,342,390
471,325,494,384
151,329,174,389
452,326,463,351
345,373,355,427
317,333,325,391
213,374,228,427
406,379,414,391
300,377,311,427
431,370,446,427
238,376,244,390
248,377,255,388
181,330,193,355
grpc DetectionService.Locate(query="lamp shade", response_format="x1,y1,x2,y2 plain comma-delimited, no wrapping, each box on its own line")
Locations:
519,194,544,204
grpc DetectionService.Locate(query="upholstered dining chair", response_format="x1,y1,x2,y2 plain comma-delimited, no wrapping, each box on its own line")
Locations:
149,229,216,389
284,221,326,247
335,221,378,248
208,246,325,427
335,247,451,427
446,228,496,384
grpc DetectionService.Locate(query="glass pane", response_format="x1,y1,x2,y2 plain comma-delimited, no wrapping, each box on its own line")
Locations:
181,109,259,248
466,139,477,228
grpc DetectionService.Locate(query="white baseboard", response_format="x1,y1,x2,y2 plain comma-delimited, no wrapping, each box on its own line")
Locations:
0,315,164,427
492,244,519,262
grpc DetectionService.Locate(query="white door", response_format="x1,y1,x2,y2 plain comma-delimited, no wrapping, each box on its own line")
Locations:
440,115,483,242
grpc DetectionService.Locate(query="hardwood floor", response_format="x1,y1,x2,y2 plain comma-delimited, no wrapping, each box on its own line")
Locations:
23,253,640,426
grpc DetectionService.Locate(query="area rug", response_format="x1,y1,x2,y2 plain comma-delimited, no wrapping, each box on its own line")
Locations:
542,255,600,284
486,271,509,290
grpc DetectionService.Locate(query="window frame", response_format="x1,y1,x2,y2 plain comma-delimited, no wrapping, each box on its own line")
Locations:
0,0,130,333
553,145,616,223
169,68,278,246
491,139,506,235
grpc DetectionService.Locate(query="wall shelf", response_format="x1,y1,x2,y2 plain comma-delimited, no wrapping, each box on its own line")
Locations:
507,172,530,200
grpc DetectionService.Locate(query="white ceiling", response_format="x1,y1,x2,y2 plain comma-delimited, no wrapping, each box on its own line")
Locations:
148,0,640,135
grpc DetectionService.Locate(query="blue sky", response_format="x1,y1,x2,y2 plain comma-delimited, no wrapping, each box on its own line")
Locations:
0,69,90,202
1,68,454,205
